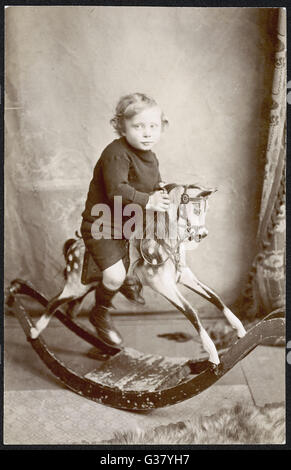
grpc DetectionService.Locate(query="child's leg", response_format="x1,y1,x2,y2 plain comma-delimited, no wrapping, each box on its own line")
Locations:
102,258,145,303
90,259,126,347
102,259,126,290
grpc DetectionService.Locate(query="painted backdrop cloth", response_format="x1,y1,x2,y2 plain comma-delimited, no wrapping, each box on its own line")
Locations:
4,7,281,312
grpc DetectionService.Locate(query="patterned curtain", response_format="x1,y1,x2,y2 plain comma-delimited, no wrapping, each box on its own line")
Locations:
242,8,286,320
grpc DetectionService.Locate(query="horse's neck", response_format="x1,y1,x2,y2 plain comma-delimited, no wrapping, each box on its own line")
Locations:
177,243,187,267
128,198,182,273
160,233,179,252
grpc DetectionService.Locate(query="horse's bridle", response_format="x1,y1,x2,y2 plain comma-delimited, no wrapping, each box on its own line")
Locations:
178,185,209,243
139,184,210,267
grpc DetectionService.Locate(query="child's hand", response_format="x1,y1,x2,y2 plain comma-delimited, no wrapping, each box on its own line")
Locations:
146,190,170,212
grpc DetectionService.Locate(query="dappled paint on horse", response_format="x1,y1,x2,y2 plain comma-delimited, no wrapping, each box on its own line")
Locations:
30,184,246,365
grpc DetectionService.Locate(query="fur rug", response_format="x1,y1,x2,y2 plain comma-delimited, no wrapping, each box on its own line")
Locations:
103,403,285,445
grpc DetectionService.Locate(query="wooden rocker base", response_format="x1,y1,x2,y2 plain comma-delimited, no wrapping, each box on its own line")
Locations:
6,279,285,411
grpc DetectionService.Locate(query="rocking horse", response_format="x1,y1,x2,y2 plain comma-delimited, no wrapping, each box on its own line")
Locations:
6,184,285,410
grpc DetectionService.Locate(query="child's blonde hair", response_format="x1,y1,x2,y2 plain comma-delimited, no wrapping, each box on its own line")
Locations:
110,93,169,136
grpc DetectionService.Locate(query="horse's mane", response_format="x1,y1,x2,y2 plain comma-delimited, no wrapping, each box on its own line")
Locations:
141,182,213,242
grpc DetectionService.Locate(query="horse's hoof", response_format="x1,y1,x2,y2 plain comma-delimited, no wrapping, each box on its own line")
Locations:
209,362,223,375
208,355,220,366
237,327,247,338
30,327,39,339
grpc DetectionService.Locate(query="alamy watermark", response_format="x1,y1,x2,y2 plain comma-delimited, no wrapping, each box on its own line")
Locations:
90,196,204,245
91,196,180,240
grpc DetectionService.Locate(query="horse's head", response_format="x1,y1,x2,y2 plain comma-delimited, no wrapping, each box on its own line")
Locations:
165,184,217,244
138,183,216,267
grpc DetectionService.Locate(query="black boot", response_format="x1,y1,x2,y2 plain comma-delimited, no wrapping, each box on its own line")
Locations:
119,276,145,305
89,283,123,347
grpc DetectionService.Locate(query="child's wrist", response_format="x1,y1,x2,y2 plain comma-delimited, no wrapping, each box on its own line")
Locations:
145,198,152,210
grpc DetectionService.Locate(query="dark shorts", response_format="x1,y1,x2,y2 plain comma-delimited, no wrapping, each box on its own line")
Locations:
81,220,129,272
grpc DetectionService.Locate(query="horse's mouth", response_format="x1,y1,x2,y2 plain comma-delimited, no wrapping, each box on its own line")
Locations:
188,233,207,242
188,234,198,242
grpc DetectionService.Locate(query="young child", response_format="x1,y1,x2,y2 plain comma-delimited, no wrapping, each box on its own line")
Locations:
81,93,170,347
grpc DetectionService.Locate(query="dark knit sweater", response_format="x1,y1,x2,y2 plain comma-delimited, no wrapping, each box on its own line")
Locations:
81,137,161,237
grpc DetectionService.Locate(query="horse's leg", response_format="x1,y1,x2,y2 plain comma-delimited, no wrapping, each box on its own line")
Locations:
179,267,246,338
30,291,74,339
30,274,91,339
141,266,220,365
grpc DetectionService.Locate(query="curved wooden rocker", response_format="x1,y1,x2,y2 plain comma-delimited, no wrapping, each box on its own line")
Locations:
6,278,285,411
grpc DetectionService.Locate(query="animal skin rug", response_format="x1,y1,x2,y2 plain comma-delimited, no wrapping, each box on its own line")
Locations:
103,403,285,445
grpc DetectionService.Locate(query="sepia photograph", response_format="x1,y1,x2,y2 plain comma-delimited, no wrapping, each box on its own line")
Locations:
3,4,286,447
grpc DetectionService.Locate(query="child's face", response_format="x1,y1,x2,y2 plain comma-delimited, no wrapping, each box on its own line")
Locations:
122,106,162,151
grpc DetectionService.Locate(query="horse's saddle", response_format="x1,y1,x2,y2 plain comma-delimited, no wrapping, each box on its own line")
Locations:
81,246,143,304
81,244,130,285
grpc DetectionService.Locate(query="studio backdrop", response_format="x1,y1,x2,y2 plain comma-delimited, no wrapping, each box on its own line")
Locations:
5,6,285,315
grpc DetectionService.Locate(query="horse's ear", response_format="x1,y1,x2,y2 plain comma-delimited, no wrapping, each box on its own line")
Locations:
198,188,218,197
